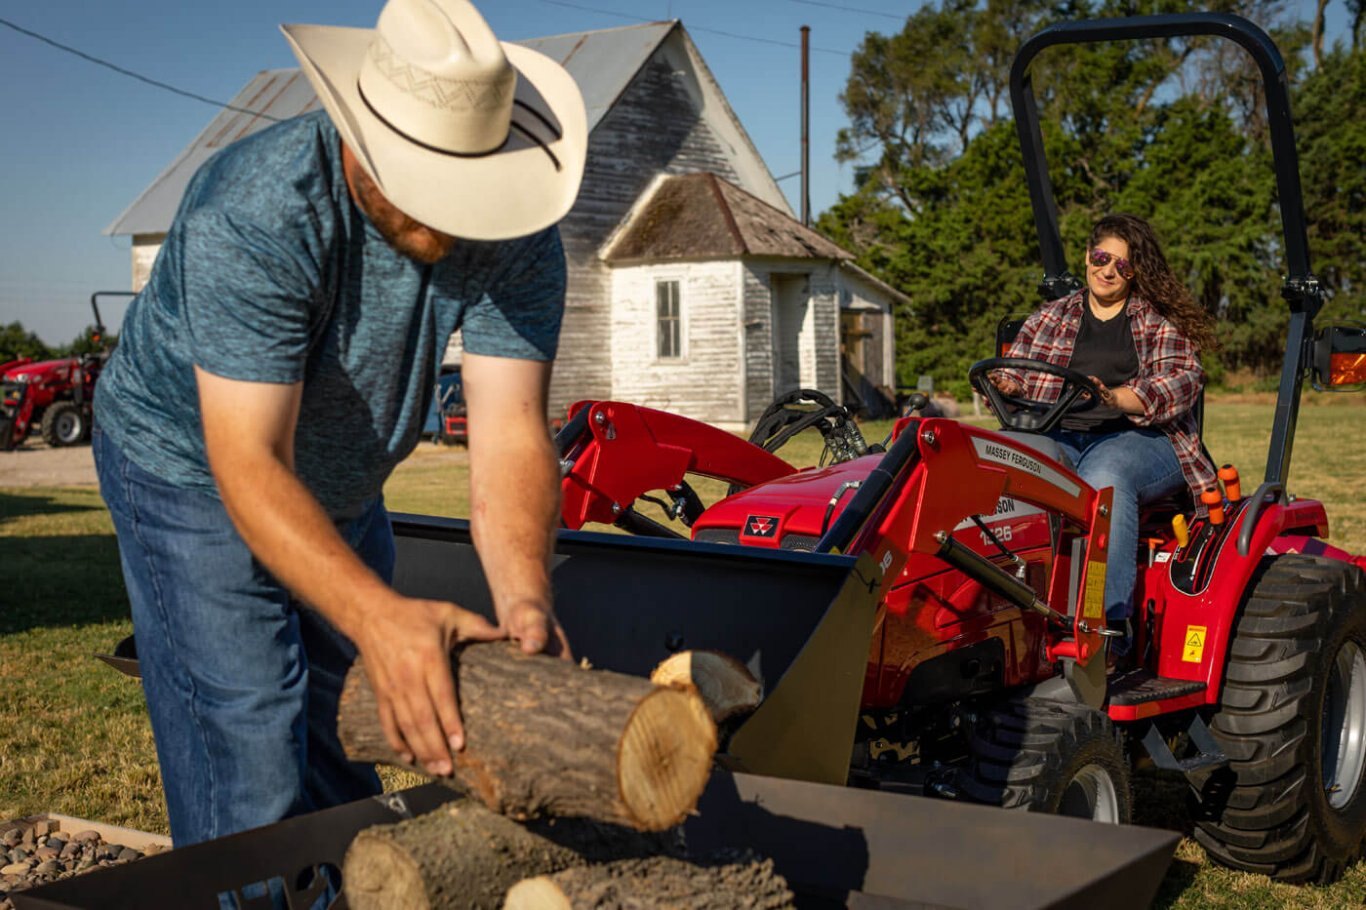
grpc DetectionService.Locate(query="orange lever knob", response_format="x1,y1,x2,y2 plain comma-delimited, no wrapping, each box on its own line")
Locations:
1202,489,1226,526
1219,464,1242,502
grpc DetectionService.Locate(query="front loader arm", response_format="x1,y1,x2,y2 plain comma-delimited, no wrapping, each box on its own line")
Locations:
558,401,795,529
862,419,1113,668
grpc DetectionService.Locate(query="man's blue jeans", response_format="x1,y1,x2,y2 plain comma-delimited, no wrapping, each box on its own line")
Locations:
94,427,385,847
1046,427,1185,625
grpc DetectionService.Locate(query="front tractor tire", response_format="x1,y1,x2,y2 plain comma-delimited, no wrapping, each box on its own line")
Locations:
40,401,88,447
1191,554,1366,884
960,697,1132,824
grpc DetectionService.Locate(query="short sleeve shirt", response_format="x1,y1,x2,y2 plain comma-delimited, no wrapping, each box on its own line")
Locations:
95,111,566,517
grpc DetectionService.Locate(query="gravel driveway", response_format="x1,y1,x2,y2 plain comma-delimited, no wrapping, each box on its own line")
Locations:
0,443,98,488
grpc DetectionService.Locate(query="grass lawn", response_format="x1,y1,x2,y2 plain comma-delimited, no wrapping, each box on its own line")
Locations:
2,396,1365,907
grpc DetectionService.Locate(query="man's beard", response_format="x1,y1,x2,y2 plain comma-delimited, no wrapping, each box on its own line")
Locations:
354,173,455,265
375,218,456,265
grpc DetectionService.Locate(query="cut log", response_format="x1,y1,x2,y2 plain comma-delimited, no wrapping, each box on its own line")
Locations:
345,800,580,910
503,856,796,910
338,642,716,830
650,651,763,723
343,799,676,910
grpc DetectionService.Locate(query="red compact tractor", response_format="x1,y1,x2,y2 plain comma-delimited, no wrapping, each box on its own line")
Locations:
546,13,1366,884
0,292,131,451
85,13,1364,906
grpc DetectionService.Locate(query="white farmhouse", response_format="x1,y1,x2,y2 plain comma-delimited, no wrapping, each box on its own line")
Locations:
107,21,904,427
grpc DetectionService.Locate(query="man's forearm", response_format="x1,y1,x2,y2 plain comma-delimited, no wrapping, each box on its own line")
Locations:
468,434,560,617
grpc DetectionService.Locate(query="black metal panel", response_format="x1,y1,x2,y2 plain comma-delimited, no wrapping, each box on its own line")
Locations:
19,773,1176,910
391,514,858,686
686,772,1177,910
13,785,459,910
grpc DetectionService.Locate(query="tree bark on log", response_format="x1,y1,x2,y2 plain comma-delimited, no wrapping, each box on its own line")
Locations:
651,651,762,723
338,642,716,830
343,799,678,910
503,857,796,910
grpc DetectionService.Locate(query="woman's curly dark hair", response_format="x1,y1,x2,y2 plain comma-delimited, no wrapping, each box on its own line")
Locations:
1089,213,1219,353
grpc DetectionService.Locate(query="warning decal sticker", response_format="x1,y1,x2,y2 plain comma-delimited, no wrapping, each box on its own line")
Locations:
1183,625,1208,663
1082,560,1107,620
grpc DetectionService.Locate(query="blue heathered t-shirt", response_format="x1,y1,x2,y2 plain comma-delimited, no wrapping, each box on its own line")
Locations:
95,111,565,518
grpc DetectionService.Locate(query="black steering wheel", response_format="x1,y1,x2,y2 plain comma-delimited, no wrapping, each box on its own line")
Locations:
968,357,1101,434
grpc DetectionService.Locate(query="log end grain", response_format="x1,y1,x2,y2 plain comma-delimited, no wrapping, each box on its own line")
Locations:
650,651,763,723
503,876,572,910
344,831,433,910
617,686,716,831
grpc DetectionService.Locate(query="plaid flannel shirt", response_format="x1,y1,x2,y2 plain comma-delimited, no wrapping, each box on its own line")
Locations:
1001,291,1217,503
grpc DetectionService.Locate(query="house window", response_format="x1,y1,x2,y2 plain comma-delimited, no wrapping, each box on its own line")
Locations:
656,279,682,359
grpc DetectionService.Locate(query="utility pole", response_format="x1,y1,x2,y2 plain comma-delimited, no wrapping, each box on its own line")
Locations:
801,25,810,227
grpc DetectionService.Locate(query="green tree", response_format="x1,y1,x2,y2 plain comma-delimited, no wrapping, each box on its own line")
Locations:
1295,46,1366,323
823,0,1357,389
0,323,54,365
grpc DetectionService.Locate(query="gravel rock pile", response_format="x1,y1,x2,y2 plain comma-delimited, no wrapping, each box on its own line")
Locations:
0,819,169,910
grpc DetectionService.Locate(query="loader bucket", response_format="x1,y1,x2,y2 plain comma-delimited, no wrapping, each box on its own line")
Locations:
15,773,1177,910
391,513,883,785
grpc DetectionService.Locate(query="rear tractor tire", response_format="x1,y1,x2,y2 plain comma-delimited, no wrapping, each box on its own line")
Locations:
41,401,88,447
1190,554,1366,884
960,697,1132,824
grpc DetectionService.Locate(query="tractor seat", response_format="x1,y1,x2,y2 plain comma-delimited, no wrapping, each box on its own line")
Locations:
999,431,1076,472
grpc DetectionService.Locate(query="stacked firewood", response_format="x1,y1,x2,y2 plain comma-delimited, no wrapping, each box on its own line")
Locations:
337,643,790,910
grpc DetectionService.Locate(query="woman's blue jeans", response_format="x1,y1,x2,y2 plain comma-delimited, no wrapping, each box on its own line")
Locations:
1045,427,1185,626
94,427,385,848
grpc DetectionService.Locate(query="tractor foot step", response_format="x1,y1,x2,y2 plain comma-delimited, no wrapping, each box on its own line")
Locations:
1106,669,1205,706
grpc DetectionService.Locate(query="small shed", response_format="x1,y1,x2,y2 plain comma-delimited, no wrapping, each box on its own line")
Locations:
107,21,905,427
602,172,902,425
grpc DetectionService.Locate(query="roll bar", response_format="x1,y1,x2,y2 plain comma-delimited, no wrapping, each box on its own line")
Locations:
1009,13,1323,487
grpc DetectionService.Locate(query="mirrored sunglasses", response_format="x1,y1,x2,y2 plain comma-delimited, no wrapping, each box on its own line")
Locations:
1088,248,1135,280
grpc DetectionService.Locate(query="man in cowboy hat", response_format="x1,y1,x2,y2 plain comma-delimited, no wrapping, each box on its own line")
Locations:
93,0,587,846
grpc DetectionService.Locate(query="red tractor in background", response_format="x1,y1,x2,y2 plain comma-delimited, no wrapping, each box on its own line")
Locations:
547,13,1366,885
0,291,132,451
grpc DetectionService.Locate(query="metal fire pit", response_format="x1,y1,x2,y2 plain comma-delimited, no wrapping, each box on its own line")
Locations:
14,771,1175,910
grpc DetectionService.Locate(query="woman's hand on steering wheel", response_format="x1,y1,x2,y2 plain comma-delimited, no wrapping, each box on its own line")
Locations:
968,357,1102,434
990,372,1025,397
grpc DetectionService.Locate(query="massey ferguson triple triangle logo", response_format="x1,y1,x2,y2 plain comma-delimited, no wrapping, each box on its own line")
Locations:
744,515,780,538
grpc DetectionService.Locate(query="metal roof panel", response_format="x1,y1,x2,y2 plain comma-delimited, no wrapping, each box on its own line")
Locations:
106,22,675,236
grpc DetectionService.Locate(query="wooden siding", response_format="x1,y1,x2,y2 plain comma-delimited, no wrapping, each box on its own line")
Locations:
549,34,744,419
840,268,897,392
740,260,842,417
741,266,775,420
131,235,165,292
610,261,743,423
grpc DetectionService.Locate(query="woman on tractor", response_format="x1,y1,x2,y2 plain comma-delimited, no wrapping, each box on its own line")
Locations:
993,213,1219,665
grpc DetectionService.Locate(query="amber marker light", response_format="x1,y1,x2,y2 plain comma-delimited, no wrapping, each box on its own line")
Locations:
1330,353,1366,386
1202,489,1226,526
1218,464,1242,503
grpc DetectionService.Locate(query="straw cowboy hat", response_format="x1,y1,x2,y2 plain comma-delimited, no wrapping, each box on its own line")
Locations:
282,0,587,241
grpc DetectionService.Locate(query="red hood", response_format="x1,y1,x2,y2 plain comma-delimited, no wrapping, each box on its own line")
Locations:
1,358,71,377
691,455,884,549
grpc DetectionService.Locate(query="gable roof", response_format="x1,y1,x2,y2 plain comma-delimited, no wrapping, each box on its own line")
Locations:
106,21,677,237
604,172,850,263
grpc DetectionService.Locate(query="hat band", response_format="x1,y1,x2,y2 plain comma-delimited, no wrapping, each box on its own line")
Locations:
357,80,562,172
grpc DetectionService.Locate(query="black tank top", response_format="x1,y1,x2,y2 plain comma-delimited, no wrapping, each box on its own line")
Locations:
1063,296,1139,433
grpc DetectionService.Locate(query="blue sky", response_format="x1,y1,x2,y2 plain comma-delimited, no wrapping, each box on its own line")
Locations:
0,0,1352,345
